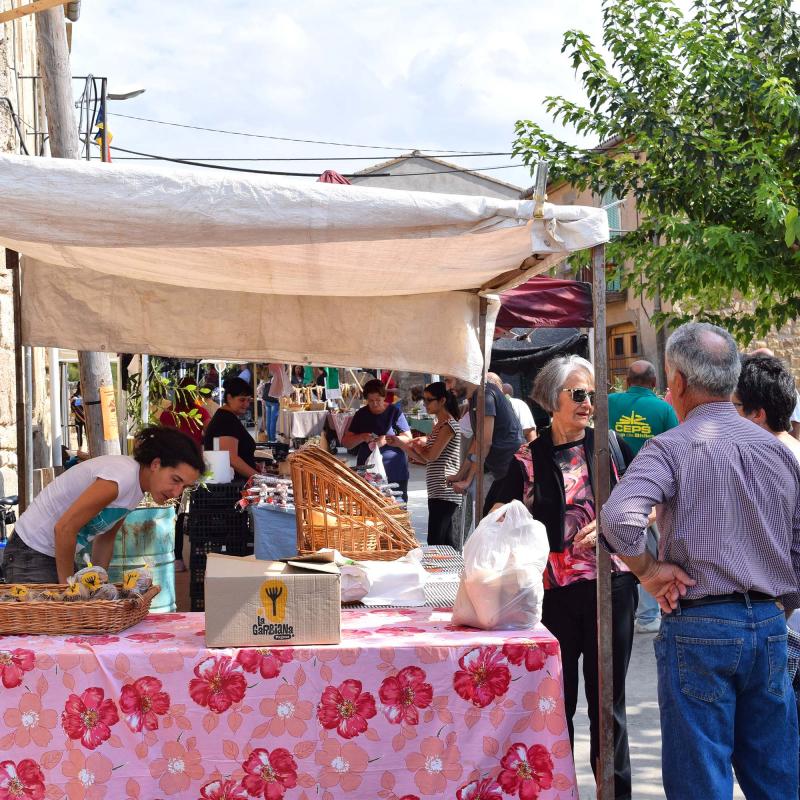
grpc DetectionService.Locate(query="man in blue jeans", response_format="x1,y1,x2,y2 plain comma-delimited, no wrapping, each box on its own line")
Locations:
601,322,800,799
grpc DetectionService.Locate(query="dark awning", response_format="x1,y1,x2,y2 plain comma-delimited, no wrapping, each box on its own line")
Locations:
496,275,592,334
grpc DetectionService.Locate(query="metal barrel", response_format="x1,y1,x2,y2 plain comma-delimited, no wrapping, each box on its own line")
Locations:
110,506,177,613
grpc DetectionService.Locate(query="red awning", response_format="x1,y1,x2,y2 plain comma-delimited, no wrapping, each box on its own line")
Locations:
496,275,593,334
317,170,352,184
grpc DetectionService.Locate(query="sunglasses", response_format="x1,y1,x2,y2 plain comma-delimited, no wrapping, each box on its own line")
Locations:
562,388,596,405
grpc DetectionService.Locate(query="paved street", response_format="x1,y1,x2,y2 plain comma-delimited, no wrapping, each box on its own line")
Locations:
573,630,745,800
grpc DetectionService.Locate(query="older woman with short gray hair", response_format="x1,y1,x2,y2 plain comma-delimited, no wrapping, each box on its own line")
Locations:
489,353,638,799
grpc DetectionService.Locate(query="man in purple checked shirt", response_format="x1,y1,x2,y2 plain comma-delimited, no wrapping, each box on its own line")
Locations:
601,321,800,800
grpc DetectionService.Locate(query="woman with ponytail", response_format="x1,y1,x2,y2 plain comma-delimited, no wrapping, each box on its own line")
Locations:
5,426,203,584
392,381,462,547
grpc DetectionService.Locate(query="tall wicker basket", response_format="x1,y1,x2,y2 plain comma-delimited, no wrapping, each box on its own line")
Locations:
289,446,417,561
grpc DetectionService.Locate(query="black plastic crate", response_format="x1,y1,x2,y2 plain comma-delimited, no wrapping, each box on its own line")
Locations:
190,591,205,612
188,482,246,514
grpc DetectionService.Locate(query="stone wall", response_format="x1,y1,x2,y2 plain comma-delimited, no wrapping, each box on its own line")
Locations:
749,320,800,381
0,6,51,496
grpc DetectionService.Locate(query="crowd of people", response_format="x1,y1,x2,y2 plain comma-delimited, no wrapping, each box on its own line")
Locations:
54,339,800,797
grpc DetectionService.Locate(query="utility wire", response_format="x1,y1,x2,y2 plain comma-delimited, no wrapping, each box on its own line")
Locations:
111,112,502,154
88,152,513,162
106,143,522,177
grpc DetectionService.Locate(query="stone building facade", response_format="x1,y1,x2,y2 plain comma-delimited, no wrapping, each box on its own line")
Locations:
1,6,53,496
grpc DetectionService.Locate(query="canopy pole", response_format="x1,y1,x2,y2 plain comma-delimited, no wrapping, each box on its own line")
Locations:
591,243,614,800
7,249,28,510
141,355,150,426
49,348,62,467
474,296,488,523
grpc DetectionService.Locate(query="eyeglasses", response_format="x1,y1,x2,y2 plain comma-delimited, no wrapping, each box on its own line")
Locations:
423,396,437,404
562,388,596,405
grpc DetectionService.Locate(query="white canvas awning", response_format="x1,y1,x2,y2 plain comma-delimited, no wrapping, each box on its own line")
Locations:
0,154,608,381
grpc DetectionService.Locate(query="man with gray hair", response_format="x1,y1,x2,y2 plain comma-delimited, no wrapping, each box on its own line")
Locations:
601,322,800,798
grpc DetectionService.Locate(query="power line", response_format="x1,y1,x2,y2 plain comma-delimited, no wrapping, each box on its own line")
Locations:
111,112,502,154
106,143,524,178
88,151,513,162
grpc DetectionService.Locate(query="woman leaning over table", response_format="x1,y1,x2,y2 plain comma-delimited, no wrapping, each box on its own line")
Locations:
488,354,637,800
394,381,462,548
4,426,203,585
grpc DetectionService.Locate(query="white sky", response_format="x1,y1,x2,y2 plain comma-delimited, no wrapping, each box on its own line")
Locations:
68,1,683,189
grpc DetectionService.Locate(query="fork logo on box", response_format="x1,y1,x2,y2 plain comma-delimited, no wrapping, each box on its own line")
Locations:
255,579,294,640
260,579,288,622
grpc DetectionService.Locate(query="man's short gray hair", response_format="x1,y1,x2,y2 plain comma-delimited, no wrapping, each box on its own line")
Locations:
665,322,740,397
532,355,594,413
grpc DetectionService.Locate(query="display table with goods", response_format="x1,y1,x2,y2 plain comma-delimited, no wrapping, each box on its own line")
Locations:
0,608,577,799
325,409,355,444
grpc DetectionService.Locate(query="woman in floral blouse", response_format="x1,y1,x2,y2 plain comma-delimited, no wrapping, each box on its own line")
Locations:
489,354,637,800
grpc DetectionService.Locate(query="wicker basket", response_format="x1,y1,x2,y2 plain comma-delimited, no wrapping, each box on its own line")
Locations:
289,446,417,561
0,584,160,635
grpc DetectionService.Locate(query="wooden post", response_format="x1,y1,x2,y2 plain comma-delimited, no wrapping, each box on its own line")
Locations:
592,244,614,799
474,296,488,522
36,7,120,457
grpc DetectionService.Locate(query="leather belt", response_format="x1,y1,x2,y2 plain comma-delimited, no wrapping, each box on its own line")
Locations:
679,591,777,609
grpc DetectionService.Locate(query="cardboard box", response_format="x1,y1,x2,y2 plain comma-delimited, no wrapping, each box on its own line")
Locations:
204,552,340,648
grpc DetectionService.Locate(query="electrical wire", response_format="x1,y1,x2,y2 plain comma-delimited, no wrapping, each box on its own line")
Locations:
87,152,513,162
104,143,523,177
111,112,503,154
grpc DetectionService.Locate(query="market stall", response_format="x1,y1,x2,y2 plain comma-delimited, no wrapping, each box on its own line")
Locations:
0,608,576,798
0,151,614,794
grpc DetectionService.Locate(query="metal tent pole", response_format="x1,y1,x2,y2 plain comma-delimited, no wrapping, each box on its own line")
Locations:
591,243,614,799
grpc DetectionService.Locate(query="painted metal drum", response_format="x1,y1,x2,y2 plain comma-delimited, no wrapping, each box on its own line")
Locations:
110,506,177,613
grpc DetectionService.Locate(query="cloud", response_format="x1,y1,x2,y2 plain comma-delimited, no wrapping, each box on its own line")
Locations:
67,1,613,186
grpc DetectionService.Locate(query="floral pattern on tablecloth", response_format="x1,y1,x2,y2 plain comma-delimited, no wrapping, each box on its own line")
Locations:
0,609,577,799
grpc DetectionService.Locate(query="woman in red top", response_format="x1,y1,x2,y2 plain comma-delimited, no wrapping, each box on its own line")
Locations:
159,377,212,446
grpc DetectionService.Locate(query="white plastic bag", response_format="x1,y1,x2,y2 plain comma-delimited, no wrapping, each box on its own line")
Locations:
361,547,428,606
364,441,387,483
452,500,549,630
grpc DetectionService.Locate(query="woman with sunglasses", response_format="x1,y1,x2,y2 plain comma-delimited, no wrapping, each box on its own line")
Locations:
489,354,637,800
393,382,462,547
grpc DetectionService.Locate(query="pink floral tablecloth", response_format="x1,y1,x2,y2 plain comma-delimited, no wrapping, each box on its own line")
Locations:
0,608,577,800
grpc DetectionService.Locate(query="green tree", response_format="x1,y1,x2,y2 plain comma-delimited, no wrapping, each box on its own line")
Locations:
513,0,800,341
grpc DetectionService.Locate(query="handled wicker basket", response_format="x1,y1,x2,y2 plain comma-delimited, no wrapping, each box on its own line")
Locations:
0,584,160,635
289,446,417,561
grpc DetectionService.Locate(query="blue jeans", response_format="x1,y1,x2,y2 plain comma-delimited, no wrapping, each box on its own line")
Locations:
265,401,279,442
636,584,660,624
655,599,798,799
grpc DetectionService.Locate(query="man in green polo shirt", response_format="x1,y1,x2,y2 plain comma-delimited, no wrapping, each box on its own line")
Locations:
609,360,678,633
609,360,679,455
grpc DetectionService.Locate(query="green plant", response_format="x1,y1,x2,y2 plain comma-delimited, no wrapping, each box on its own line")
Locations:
125,357,210,435
513,0,800,342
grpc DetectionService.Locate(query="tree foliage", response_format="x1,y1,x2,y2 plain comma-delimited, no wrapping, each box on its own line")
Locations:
512,0,800,341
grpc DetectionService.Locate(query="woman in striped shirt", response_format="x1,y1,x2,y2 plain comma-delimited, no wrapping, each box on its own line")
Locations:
391,382,462,547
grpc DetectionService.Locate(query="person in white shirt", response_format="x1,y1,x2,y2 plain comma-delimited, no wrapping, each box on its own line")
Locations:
5,427,204,584
502,383,537,443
